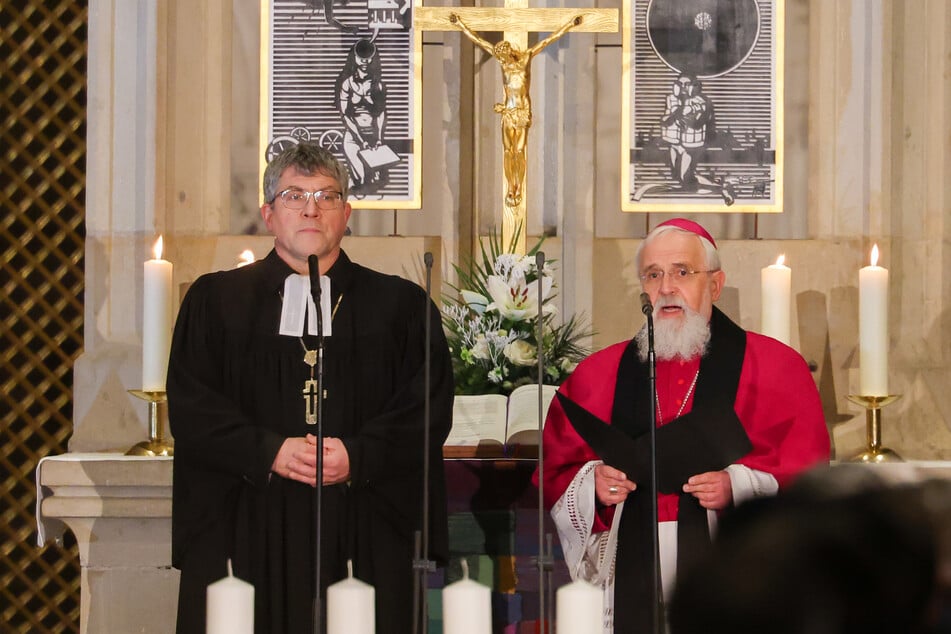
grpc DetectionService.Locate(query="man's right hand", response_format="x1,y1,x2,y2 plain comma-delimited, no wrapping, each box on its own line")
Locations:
271,437,318,487
594,463,636,505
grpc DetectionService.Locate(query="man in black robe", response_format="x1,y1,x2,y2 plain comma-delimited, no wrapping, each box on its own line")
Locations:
168,143,454,633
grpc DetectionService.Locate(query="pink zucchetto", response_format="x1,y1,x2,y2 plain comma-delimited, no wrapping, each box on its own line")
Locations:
655,218,717,249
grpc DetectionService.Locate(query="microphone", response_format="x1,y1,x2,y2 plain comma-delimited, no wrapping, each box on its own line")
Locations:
307,254,321,301
307,254,324,340
640,292,653,316
306,251,325,634
638,291,662,632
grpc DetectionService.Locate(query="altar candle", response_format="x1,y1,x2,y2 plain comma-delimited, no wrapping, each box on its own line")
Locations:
327,560,375,634
556,579,603,634
859,244,889,395
236,249,255,268
143,235,173,391
761,254,791,345
442,560,491,634
207,560,253,634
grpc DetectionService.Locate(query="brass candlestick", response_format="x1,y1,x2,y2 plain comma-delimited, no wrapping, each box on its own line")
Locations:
846,394,902,463
126,389,174,456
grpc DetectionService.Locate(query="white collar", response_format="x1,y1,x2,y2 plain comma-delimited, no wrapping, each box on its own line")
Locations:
279,274,333,336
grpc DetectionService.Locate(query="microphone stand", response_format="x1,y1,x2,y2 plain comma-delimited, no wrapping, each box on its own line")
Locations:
412,252,436,634
534,252,554,633
641,292,664,634
308,255,326,634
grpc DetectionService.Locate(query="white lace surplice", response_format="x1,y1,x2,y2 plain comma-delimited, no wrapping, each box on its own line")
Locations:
550,460,619,633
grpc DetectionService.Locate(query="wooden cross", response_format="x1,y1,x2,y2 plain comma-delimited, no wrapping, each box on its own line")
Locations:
416,3,617,255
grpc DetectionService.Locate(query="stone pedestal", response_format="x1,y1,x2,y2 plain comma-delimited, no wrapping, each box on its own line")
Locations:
36,455,177,634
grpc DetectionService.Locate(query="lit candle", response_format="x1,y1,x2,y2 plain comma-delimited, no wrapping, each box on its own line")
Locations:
442,560,491,634
207,560,253,634
859,244,888,395
236,249,255,268
143,235,173,391
327,560,375,634
761,254,791,345
556,580,602,634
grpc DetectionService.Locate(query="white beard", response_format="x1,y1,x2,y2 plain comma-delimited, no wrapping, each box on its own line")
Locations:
635,296,711,361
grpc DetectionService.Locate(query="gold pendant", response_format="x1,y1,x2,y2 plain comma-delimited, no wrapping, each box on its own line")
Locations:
304,349,317,367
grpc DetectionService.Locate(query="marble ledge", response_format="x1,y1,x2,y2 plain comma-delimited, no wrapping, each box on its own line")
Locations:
37,455,951,543
36,454,173,568
39,454,172,489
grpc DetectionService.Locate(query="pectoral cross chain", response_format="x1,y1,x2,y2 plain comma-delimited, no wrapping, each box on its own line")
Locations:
298,293,342,425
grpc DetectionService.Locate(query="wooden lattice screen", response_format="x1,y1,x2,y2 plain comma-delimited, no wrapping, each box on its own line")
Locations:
1,1,87,632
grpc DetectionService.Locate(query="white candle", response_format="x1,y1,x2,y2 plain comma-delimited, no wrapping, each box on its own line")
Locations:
859,244,889,395
207,560,254,634
143,235,173,391
236,249,255,268
327,560,375,634
761,254,791,345
556,580,603,634
442,560,491,634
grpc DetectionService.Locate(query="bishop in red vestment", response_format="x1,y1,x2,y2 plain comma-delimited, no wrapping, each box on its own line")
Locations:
534,219,830,633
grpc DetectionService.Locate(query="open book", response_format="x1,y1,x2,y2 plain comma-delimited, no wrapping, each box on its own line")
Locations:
444,384,558,457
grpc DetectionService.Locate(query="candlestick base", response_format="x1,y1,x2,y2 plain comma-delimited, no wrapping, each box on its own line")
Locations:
126,390,174,457
126,439,175,457
846,394,902,463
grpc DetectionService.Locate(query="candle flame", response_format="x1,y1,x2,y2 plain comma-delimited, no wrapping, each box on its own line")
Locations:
152,235,164,260
237,249,255,267
775,254,785,267
870,244,879,267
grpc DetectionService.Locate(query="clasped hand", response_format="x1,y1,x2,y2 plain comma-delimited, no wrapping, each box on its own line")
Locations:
594,464,636,505
271,434,351,487
595,464,733,510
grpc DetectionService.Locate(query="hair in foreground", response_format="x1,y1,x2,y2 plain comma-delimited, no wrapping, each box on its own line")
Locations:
634,224,721,273
263,142,350,204
669,466,945,634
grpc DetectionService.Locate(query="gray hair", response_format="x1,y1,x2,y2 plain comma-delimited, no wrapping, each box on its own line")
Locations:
634,224,721,273
262,142,350,204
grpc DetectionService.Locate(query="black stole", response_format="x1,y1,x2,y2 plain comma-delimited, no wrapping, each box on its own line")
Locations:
556,307,752,632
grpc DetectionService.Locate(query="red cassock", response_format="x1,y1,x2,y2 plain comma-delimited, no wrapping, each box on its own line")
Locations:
535,328,831,530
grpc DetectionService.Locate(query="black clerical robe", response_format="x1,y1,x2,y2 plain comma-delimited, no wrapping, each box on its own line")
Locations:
168,249,454,634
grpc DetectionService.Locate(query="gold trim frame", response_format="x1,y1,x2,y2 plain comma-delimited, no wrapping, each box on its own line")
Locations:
260,0,423,209
621,0,784,213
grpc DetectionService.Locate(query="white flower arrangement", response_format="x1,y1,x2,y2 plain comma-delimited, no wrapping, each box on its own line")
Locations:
442,237,592,396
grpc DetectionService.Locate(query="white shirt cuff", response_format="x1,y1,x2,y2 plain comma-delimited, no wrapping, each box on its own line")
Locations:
726,463,778,506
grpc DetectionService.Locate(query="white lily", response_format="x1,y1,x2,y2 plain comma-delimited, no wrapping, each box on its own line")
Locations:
459,290,489,315
485,273,554,321
493,253,533,280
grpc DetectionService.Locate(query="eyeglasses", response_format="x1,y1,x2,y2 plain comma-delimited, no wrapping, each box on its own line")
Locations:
639,266,716,289
273,187,344,211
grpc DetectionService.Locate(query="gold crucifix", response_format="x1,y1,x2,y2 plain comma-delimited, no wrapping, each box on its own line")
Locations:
416,3,617,255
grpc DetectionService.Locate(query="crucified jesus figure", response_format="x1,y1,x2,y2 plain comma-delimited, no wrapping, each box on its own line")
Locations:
450,13,583,208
